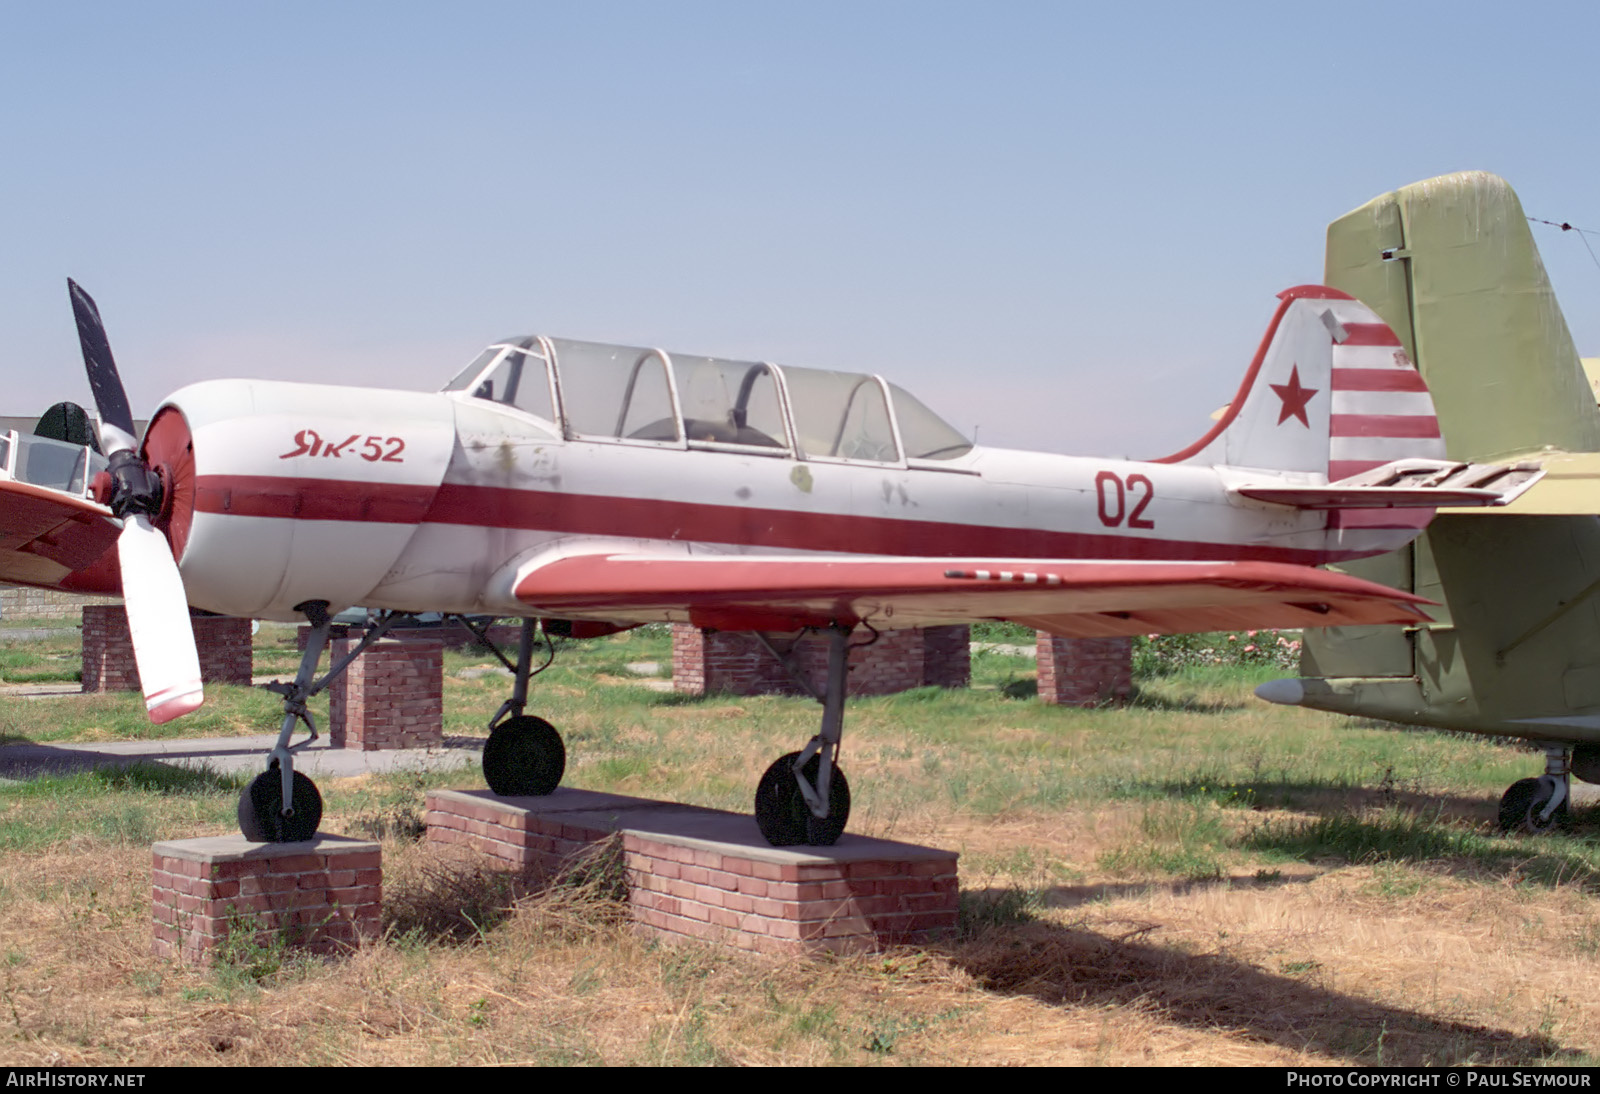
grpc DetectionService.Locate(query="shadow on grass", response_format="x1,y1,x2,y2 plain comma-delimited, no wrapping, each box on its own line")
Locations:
1150,777,1498,826
1242,807,1600,893
89,761,246,795
943,916,1574,1065
958,873,1318,938
0,759,245,796
645,691,734,708
1045,871,1321,909
1124,684,1245,714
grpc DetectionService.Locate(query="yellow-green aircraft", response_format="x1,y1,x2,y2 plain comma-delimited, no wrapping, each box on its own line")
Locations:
1256,170,1600,833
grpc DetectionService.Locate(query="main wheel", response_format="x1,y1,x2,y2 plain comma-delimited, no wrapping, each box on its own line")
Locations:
754,751,850,847
238,766,323,843
483,715,566,797
1498,776,1567,833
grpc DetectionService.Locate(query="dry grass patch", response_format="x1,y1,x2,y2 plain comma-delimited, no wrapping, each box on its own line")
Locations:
1,627,1598,1064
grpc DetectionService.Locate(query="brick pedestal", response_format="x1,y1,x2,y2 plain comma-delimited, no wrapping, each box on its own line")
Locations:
1036,633,1132,706
82,605,253,693
151,835,381,965
672,624,970,697
327,637,443,750
426,788,959,954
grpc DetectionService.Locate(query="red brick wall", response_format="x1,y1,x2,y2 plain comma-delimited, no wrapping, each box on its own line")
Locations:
327,637,444,750
425,788,959,955
672,624,970,697
1036,633,1132,706
81,605,252,693
152,836,381,965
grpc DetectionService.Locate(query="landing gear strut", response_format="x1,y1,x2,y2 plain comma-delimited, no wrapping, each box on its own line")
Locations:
239,601,401,842
753,624,855,847
480,619,567,797
1498,746,1572,833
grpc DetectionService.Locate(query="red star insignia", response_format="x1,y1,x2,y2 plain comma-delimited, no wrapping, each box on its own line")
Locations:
1270,365,1318,427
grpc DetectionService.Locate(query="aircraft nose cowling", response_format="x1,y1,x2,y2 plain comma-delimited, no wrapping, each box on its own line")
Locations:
140,406,199,564
148,379,458,621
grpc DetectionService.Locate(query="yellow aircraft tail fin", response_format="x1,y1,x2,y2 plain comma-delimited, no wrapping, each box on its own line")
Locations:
1325,170,1600,463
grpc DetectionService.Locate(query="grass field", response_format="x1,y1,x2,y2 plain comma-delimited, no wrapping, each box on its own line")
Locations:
0,620,1595,1066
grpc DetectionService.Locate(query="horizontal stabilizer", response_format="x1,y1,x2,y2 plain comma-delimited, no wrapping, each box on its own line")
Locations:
1443,450,1600,515
1234,458,1544,510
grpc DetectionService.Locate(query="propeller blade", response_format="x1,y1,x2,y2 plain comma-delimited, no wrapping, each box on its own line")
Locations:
67,279,137,454
117,516,203,723
66,278,204,722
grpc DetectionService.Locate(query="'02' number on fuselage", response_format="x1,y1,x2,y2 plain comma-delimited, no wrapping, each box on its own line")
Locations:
1095,470,1155,529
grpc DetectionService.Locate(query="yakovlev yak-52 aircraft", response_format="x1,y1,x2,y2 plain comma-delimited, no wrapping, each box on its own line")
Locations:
0,275,1539,845
1258,170,1600,834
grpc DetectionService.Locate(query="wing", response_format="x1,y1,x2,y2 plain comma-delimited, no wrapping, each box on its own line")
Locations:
512,553,1431,637
0,478,121,594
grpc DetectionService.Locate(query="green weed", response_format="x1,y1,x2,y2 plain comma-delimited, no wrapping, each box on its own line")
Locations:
958,884,1046,936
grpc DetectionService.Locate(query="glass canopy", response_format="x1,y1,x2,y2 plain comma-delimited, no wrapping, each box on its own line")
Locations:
444,337,973,463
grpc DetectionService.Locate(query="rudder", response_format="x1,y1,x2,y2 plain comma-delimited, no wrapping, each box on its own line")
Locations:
1159,286,1442,480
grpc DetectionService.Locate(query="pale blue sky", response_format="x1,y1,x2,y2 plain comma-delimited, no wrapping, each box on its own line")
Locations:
2,1,1596,455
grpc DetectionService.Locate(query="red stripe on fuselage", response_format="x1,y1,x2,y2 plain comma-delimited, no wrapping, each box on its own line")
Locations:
193,476,436,523
190,474,1380,564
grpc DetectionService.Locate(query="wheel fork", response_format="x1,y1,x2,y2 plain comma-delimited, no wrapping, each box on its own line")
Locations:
791,624,850,820
1538,745,1572,825
262,601,400,818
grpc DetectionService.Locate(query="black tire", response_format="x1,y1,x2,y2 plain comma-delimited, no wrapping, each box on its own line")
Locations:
1498,776,1567,833
754,751,850,847
483,715,566,797
238,767,323,843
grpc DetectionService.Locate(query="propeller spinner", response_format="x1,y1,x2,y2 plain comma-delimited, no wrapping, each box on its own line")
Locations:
67,280,203,723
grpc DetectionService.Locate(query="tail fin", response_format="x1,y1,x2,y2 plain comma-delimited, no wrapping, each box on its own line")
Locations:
1325,170,1600,460
1279,173,1600,745
1158,286,1444,477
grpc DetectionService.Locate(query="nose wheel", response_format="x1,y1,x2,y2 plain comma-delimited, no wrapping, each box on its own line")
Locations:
755,751,851,846
482,715,567,796
238,764,323,843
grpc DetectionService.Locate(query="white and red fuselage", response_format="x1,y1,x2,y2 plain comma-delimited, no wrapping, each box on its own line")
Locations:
133,287,1447,627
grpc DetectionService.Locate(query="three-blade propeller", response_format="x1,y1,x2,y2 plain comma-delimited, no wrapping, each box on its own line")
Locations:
67,280,203,723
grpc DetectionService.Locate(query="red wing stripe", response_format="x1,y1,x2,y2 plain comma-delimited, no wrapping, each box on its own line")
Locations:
1329,415,1441,438
1340,323,1404,347
1331,368,1430,392
519,555,1431,607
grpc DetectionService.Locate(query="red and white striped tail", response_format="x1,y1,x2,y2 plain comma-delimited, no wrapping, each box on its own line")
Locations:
1328,324,1444,481
1157,285,1444,547
1325,312,1444,534
1161,285,1441,485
